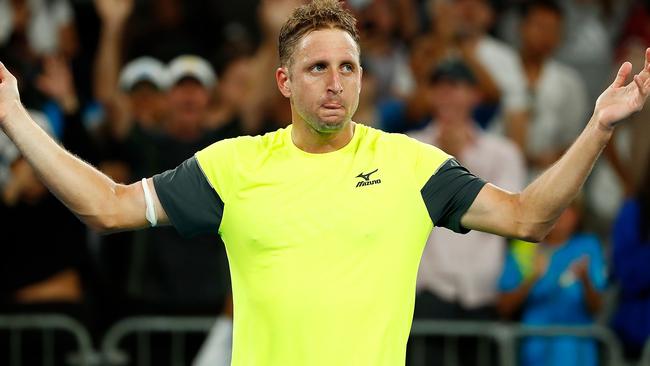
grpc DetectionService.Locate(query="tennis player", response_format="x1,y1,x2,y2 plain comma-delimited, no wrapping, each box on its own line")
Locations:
1,1,649,365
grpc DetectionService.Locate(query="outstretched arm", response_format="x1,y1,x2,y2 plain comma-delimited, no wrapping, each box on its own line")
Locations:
461,49,650,242
0,62,168,232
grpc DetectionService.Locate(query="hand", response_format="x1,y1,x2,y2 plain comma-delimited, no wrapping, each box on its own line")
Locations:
594,48,650,130
94,0,134,27
571,256,590,283
0,62,21,126
36,56,78,114
532,249,549,279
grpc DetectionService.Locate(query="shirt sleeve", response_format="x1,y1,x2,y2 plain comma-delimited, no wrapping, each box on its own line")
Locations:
420,158,487,233
152,156,224,238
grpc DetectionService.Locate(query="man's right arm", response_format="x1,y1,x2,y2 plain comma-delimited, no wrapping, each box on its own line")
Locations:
0,62,167,232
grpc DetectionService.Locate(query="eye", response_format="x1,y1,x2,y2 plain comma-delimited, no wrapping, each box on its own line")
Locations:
310,63,326,72
341,63,354,73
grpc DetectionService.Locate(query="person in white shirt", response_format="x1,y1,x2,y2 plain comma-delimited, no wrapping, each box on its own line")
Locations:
517,0,589,181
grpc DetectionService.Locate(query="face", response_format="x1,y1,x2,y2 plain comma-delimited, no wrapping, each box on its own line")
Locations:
167,78,211,126
454,0,492,37
276,28,362,134
129,83,166,126
217,58,251,110
521,7,562,59
428,80,479,122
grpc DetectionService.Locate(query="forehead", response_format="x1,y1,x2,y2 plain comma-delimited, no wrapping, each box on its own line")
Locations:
292,28,360,65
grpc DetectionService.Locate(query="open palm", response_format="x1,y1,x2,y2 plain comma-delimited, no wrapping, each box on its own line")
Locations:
595,48,650,130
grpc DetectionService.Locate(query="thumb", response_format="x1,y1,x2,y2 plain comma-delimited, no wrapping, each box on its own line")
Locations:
0,61,16,84
611,62,632,88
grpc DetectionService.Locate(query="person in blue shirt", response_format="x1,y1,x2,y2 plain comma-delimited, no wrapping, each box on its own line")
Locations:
498,200,606,366
611,156,650,361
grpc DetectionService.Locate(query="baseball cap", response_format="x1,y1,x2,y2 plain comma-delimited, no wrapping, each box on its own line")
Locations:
167,55,217,89
429,59,478,86
119,57,169,91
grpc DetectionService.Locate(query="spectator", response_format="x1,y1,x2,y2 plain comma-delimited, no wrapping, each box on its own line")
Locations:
0,0,78,58
611,152,650,361
355,0,415,101
410,59,525,365
516,0,589,180
498,200,605,366
239,0,300,134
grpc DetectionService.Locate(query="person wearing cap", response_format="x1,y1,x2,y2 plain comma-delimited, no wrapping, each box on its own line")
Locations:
1,1,650,365
409,59,525,365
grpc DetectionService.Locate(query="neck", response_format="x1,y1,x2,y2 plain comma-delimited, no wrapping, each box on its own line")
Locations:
291,118,355,154
521,48,545,70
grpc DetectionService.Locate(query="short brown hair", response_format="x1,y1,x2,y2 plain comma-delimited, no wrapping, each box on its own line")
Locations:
278,0,360,67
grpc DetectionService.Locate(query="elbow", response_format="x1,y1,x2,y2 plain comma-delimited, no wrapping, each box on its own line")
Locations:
78,184,128,234
516,223,549,243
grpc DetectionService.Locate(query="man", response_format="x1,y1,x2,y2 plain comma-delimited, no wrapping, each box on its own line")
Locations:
410,59,525,365
0,1,649,365
516,0,589,180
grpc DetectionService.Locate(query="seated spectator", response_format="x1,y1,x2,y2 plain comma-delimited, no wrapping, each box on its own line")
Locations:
410,59,525,365
498,199,605,366
611,153,650,361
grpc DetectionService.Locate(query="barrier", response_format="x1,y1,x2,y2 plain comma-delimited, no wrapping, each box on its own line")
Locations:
410,320,625,366
0,313,628,366
0,314,96,366
101,316,215,366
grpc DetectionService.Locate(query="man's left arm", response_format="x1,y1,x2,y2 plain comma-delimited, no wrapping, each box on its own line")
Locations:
461,49,650,242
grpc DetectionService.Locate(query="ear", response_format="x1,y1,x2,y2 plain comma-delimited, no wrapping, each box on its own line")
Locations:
358,66,363,95
276,67,291,98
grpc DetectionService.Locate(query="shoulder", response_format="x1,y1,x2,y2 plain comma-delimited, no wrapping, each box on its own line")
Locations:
478,36,520,61
197,128,286,161
568,234,602,253
546,60,585,87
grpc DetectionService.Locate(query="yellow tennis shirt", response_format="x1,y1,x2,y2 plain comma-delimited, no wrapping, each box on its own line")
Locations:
153,123,486,366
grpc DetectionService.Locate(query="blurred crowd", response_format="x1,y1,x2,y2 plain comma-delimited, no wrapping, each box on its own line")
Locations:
1,0,650,365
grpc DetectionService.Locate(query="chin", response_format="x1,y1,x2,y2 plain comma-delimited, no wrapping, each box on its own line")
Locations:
314,119,347,133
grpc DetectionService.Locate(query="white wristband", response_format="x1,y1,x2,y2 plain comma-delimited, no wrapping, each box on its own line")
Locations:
141,178,157,227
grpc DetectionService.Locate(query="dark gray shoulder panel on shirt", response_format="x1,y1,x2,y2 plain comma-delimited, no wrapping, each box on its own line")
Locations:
420,158,487,234
152,156,224,238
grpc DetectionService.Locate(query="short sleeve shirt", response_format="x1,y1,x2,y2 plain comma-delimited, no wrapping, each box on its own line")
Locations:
153,124,485,366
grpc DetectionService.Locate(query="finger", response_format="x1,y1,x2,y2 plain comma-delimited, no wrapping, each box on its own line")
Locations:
612,62,632,88
645,48,650,71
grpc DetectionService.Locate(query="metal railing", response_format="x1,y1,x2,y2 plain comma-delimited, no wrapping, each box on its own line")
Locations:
0,314,97,366
0,313,633,366
409,320,626,366
101,316,215,366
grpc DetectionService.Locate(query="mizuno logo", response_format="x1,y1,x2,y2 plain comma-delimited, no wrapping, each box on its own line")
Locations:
355,169,381,188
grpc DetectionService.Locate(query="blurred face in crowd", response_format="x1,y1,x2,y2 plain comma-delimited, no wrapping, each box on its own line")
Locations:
453,0,493,38
277,28,362,134
360,0,395,38
167,77,211,127
128,82,166,127
217,58,251,111
428,79,479,123
521,6,563,60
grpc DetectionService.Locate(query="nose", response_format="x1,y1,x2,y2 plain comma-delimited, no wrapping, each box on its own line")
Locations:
327,70,343,95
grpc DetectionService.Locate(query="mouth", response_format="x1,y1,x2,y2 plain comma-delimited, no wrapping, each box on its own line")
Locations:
322,102,344,109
